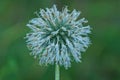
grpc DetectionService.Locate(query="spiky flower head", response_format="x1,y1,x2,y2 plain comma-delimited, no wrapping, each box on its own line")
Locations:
25,5,91,69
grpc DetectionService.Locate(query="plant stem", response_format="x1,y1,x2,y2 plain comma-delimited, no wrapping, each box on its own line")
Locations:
55,64,60,80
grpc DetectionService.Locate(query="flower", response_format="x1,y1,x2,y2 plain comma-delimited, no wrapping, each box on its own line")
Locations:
25,5,91,69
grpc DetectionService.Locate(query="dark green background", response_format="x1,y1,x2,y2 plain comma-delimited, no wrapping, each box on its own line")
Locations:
0,0,120,80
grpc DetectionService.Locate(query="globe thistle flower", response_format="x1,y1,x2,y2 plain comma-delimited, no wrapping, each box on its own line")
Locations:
25,5,91,69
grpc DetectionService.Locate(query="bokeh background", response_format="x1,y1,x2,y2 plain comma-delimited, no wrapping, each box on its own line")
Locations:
0,0,120,80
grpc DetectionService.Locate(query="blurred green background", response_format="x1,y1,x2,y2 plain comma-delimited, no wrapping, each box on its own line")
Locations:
0,0,120,80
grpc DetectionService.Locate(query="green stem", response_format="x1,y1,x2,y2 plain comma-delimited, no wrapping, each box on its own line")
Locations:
55,64,60,80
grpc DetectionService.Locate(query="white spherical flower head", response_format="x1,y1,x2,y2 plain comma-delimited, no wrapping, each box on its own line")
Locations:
25,5,91,69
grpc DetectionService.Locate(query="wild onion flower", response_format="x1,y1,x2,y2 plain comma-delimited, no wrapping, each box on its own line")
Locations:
25,5,91,69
